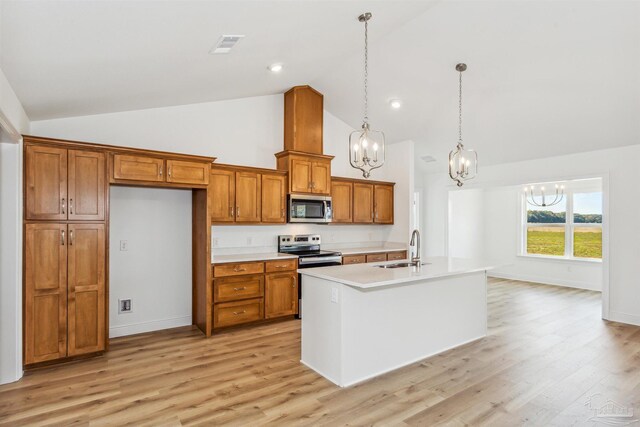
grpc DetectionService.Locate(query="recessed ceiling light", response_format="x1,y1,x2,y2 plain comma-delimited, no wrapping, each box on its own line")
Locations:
209,35,245,54
389,99,402,109
268,63,283,73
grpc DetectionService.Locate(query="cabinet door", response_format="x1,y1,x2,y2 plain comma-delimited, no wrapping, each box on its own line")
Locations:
265,273,298,318
374,184,394,224
67,224,106,356
331,180,353,223
25,145,68,220
353,183,374,223
235,172,261,222
166,160,210,185
112,154,164,182
209,169,236,222
24,223,67,364
261,174,286,223
311,161,331,194
290,158,312,193
68,150,105,221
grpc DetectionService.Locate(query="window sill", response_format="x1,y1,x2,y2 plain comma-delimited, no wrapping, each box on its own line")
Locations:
517,254,602,264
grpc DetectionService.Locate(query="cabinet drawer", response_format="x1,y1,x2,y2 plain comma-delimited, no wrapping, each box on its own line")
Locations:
386,251,407,261
214,298,263,328
366,253,387,263
265,259,297,272
214,275,264,303
213,262,264,278
343,254,366,265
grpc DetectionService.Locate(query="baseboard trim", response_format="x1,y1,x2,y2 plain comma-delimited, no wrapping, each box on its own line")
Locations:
109,315,192,338
488,272,601,292
608,311,640,327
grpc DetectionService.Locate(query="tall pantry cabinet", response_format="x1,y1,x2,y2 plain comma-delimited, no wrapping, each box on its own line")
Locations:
24,142,107,365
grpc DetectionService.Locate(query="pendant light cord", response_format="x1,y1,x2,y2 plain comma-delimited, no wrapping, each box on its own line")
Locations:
458,70,463,143
363,16,369,126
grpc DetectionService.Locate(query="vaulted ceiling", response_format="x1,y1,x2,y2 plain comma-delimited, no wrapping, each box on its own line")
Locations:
2,0,639,170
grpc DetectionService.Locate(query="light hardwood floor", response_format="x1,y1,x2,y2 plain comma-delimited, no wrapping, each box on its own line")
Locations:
2,278,639,426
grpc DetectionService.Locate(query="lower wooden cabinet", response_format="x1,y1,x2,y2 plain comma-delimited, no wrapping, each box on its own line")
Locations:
212,259,298,329
366,253,387,263
265,272,298,318
24,223,106,365
341,250,408,265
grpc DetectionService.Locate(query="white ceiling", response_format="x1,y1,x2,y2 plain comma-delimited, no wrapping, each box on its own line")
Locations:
2,0,639,170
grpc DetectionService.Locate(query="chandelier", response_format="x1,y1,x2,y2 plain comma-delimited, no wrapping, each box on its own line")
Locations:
349,12,385,179
449,63,478,187
525,184,565,207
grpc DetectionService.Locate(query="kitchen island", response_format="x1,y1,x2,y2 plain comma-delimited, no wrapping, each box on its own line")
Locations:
299,257,495,387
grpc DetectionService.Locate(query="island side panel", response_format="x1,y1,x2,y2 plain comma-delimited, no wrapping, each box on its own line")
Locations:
300,275,343,386
340,271,488,387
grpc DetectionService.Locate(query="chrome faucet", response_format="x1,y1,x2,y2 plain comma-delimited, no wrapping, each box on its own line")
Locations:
410,229,421,264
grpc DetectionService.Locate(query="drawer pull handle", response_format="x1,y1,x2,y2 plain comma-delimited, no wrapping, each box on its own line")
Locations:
233,266,247,272
233,287,247,291
233,310,247,315
275,265,288,269
69,198,73,215
61,198,66,214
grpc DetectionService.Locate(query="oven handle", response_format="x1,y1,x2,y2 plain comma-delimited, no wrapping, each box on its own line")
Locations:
299,256,342,265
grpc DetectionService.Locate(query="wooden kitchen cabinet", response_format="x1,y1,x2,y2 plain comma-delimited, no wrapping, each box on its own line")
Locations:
353,183,374,223
374,184,394,224
166,159,210,185
24,223,68,364
275,151,333,195
214,274,264,303
209,168,235,222
366,253,387,263
235,171,261,223
112,153,164,183
214,298,264,328
24,222,106,364
265,272,298,319
67,223,106,356
342,254,366,265
284,85,324,155
26,146,106,221
331,179,353,223
261,173,286,223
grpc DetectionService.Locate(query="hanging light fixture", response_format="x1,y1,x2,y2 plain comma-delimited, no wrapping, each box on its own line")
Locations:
349,12,385,179
448,63,478,187
525,184,565,207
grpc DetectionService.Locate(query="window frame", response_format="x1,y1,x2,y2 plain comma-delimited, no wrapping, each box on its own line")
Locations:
520,187,602,262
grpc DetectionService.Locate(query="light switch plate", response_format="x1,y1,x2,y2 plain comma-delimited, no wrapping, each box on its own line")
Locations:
120,240,128,251
331,288,339,303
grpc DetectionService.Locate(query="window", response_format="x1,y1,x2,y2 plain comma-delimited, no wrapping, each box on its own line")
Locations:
523,179,602,260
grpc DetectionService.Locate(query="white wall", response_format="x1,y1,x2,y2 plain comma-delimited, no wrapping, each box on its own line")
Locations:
31,94,414,254
108,187,192,337
448,189,485,259
422,144,640,325
483,186,602,291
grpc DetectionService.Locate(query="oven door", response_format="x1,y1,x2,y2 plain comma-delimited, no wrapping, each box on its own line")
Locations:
288,195,332,223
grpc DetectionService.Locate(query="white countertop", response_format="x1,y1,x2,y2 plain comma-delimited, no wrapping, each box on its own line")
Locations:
335,243,408,256
299,256,497,289
211,253,297,264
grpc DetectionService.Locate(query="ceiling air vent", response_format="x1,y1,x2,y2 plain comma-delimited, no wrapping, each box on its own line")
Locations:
210,35,245,54
421,155,436,163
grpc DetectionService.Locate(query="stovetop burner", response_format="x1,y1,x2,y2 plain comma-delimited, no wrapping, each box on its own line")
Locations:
277,234,341,259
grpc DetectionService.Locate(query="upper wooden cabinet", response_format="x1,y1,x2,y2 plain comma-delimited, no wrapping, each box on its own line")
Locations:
210,165,285,224
284,86,324,155
261,173,286,223
331,179,353,223
112,154,210,186
26,145,105,221
275,151,333,195
166,159,209,185
374,184,394,224
353,183,374,223
331,177,395,225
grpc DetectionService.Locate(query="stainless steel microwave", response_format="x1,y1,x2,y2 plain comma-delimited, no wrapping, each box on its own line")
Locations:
288,194,332,223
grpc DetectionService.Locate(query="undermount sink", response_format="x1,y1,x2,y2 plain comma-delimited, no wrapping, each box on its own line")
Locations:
376,261,429,269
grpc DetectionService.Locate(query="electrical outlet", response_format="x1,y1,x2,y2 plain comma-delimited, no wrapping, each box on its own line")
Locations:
118,299,132,313
246,237,253,245
213,238,220,247
331,288,339,303
120,240,128,251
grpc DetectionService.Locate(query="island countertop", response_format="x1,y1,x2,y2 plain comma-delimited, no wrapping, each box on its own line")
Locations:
298,256,497,289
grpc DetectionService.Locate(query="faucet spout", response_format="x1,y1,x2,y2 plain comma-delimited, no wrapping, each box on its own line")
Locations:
410,229,421,264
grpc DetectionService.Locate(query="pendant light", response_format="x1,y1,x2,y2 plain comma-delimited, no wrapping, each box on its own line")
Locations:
349,12,385,179
525,184,565,207
448,63,478,187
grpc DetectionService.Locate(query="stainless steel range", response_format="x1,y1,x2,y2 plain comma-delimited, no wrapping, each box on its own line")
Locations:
278,234,342,317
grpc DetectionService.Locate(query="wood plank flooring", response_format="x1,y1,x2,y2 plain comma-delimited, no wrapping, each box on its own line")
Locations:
2,278,640,426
